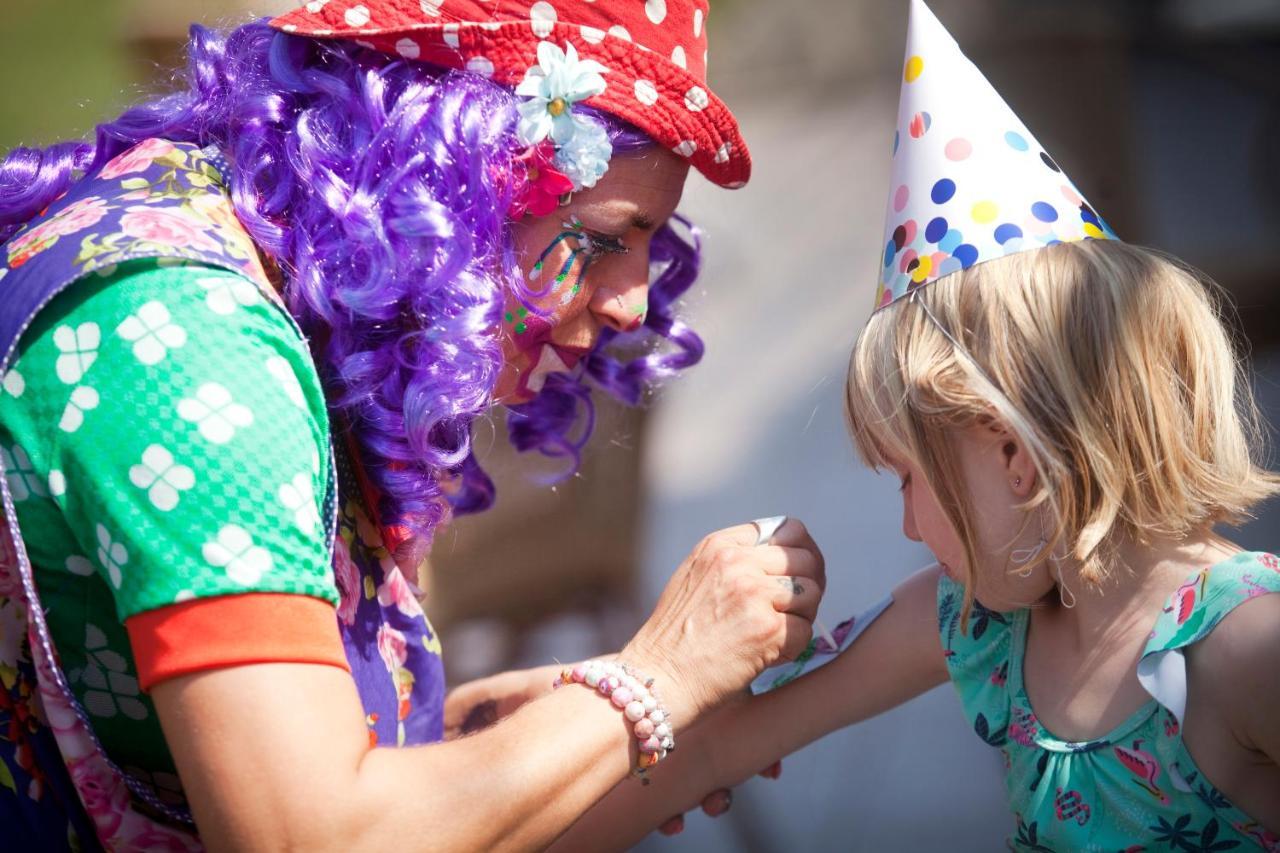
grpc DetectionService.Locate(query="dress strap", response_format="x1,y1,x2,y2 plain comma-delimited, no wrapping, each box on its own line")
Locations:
1136,552,1280,729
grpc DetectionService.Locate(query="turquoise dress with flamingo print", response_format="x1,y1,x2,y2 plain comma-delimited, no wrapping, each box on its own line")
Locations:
938,551,1280,852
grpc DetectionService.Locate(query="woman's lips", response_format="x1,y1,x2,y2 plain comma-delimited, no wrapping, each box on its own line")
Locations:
520,344,586,395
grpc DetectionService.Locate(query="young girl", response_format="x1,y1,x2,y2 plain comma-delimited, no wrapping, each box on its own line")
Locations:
558,1,1280,848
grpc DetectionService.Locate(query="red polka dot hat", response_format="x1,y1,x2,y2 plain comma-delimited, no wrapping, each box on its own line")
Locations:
269,0,750,189
875,0,1117,311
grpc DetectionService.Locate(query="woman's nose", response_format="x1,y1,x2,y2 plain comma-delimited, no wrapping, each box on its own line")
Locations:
589,277,650,333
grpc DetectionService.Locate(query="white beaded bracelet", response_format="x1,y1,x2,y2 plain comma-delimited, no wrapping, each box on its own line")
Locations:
555,659,674,777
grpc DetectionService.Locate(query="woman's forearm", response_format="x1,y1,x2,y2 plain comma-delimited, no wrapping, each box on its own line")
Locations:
158,663,642,853
358,681,641,852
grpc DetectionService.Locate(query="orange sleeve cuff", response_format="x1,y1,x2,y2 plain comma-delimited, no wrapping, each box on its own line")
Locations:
125,593,351,692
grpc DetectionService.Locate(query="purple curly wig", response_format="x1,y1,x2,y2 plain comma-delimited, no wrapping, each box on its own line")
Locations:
0,21,705,543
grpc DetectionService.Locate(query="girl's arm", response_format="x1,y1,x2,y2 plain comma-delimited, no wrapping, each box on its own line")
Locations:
551,564,949,851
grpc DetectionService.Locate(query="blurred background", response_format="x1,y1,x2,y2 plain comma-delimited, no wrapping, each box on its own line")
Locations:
4,0,1278,849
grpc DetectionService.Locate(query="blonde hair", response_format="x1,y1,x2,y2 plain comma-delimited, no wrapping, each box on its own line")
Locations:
846,240,1279,610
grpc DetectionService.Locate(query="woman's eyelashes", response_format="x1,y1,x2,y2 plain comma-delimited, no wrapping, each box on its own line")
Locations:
580,230,629,256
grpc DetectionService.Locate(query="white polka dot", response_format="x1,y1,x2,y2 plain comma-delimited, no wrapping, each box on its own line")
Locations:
305,0,328,12
443,23,460,48
313,28,333,36
693,8,704,37
48,470,66,497
2,369,23,397
608,24,631,41
727,180,746,189
715,142,733,164
671,45,687,69
684,86,708,112
580,25,605,44
65,556,94,577
396,37,420,58
530,1,556,38
281,23,298,32
634,79,659,106
344,4,371,26
466,55,495,77
419,0,442,14
354,39,375,49
673,140,696,158
645,0,667,24
174,590,196,603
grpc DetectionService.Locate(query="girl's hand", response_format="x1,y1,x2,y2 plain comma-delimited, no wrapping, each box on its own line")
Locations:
443,665,562,739
622,517,825,725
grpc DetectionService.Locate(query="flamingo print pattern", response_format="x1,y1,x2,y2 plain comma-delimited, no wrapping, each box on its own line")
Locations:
1114,739,1170,804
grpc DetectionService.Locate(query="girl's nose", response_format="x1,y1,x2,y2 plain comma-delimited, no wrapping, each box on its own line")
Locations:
902,499,921,543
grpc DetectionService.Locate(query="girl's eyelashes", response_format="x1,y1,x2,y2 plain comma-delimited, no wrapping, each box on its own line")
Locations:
898,473,911,493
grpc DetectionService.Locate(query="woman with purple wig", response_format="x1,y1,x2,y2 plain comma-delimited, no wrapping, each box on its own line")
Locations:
0,1,825,849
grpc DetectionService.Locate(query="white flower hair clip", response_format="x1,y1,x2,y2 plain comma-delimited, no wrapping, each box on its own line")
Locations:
513,41,614,199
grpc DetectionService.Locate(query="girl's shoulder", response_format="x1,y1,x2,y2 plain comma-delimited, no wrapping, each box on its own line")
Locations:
1142,551,1280,658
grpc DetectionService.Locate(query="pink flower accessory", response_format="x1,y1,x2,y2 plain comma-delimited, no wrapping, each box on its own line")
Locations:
554,659,674,780
507,143,576,219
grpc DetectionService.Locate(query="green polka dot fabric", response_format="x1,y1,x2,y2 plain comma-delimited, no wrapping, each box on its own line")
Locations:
0,258,339,781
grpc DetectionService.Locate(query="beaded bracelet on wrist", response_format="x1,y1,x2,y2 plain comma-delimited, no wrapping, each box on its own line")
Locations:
554,659,674,778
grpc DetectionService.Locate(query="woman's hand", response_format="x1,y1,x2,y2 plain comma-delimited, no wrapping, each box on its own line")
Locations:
621,517,825,725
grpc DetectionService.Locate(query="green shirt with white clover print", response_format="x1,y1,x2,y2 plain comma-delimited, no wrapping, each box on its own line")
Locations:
0,258,339,783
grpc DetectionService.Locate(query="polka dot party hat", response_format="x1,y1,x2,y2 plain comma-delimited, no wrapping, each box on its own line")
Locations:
874,0,1118,311
269,0,749,188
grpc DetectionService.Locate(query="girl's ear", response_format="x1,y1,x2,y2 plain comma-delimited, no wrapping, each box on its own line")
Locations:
991,421,1036,498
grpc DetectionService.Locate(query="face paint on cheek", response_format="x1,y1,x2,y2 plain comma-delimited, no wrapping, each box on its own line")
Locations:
507,311,555,354
526,220,596,310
